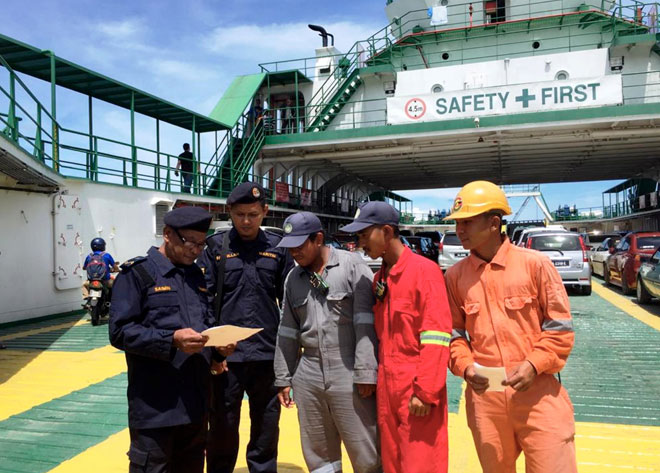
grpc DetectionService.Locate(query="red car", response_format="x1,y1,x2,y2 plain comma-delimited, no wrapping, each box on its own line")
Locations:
604,232,660,294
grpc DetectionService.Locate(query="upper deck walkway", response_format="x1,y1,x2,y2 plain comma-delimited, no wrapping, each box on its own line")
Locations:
0,280,658,472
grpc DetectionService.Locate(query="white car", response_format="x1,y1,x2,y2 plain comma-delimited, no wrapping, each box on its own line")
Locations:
589,236,621,277
517,225,567,247
438,232,469,271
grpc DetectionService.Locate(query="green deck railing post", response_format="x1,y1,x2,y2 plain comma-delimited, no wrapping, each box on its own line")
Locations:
191,116,197,194
8,71,16,142
166,155,171,191
93,136,99,181
196,131,201,193
49,51,59,172
130,91,137,187
34,104,43,161
87,95,93,180
156,119,161,191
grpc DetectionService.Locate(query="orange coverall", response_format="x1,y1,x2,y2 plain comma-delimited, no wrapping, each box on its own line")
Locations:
373,247,452,473
445,238,577,473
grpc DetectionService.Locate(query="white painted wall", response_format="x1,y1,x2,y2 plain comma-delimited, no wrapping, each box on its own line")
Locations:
0,180,208,324
395,49,610,96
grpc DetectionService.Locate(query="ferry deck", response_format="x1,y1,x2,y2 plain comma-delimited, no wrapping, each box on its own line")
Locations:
1,279,658,473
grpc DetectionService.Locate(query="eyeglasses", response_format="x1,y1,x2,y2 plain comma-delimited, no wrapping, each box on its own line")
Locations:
174,229,206,250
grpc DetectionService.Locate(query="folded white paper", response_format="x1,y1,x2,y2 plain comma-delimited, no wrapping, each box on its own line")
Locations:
202,325,263,347
473,362,507,392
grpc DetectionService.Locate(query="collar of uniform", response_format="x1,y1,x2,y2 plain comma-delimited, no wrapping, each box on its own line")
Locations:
467,235,511,270
388,245,413,277
147,246,179,276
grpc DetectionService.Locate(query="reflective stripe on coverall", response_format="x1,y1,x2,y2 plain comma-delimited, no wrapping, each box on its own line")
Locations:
445,238,578,473
274,248,381,473
373,247,452,473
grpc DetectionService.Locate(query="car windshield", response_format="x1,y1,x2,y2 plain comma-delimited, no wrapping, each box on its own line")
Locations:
530,234,581,251
443,234,462,246
637,237,660,250
588,234,617,244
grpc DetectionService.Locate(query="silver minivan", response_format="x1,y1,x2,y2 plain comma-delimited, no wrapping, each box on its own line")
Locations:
438,232,469,271
527,232,592,295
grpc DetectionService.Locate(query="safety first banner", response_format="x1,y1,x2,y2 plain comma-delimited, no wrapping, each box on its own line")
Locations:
387,75,623,124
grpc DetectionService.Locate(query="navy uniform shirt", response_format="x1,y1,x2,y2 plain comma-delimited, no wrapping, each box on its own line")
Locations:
197,228,294,362
109,246,216,429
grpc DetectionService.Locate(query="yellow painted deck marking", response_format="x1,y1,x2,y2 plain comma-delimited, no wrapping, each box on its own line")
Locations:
0,318,89,341
592,281,660,332
0,345,125,421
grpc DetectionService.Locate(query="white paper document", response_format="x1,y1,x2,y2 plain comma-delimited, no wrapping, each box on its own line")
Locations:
202,325,263,347
473,362,507,392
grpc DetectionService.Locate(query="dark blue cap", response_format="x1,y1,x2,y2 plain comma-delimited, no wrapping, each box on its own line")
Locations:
163,206,212,232
277,212,323,248
340,201,400,233
227,181,266,205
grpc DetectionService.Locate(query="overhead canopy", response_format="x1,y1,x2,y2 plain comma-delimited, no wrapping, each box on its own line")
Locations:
603,178,659,194
267,69,312,87
209,73,266,127
0,33,229,133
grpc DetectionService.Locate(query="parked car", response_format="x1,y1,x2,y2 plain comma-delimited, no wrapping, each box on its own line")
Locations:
416,230,443,249
527,232,592,295
589,236,621,277
438,232,469,271
604,232,660,294
582,232,621,251
636,245,660,304
332,232,358,251
406,236,439,263
517,225,567,247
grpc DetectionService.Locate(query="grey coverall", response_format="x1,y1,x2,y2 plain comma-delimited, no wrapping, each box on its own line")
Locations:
274,248,381,473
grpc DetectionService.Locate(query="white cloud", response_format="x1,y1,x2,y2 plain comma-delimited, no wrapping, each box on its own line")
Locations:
96,18,147,43
203,21,382,63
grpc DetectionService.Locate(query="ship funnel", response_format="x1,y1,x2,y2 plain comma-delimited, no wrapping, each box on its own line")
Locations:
308,24,334,47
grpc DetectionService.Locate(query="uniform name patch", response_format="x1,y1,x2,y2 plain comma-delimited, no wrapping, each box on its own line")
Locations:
216,252,239,260
154,286,172,292
259,251,277,259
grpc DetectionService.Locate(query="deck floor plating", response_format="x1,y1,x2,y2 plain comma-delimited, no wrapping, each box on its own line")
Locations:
0,280,659,473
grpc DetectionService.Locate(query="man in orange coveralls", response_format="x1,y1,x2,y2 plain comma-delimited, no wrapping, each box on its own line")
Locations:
341,201,452,473
444,181,578,473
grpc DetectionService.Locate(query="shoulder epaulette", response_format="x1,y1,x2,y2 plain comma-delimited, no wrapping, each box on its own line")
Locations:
120,256,148,273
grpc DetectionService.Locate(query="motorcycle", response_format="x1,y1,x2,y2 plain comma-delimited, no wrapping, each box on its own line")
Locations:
85,278,110,326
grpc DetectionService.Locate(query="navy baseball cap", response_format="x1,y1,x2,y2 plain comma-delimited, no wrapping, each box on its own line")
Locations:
227,181,266,205
340,201,400,233
277,212,323,248
163,206,212,232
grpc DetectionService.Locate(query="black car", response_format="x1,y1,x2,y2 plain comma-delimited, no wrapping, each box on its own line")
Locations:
406,236,439,263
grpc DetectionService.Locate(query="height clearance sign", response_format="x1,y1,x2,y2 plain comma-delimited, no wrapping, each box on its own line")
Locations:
387,75,623,124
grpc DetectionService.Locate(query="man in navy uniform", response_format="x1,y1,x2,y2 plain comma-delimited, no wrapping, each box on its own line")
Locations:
110,206,228,473
198,182,295,473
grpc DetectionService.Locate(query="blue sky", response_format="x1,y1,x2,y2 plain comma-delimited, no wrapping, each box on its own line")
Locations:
0,0,623,218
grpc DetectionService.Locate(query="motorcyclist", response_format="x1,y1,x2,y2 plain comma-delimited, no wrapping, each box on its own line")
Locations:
82,238,119,307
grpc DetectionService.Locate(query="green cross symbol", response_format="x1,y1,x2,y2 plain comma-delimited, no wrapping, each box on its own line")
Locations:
515,88,536,108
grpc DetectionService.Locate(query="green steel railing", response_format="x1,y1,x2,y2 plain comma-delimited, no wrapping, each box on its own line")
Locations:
0,55,360,213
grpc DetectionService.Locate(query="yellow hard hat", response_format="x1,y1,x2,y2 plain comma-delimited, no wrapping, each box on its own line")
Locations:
444,180,512,220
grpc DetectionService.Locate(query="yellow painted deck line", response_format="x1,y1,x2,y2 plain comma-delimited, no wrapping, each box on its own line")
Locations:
592,282,660,332
47,393,660,473
0,318,89,342
0,345,125,421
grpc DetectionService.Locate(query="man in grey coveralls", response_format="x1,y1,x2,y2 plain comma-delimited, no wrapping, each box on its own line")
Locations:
274,212,382,473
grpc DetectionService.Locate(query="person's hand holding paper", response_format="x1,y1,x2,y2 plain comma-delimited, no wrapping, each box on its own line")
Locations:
202,325,263,347
465,362,508,394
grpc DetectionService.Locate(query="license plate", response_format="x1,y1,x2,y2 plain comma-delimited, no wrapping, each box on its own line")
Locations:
90,290,102,297
553,260,569,267
455,252,468,258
